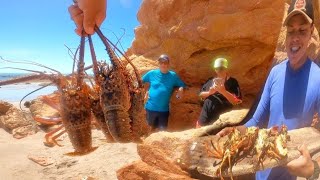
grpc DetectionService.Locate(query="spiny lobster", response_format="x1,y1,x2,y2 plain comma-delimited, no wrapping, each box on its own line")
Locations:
0,36,97,155
86,26,150,142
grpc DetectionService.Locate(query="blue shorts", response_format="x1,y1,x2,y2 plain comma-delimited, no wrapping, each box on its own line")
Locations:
146,109,169,130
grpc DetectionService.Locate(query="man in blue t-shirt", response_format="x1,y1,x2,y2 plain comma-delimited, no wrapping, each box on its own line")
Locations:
142,54,186,131
217,0,320,179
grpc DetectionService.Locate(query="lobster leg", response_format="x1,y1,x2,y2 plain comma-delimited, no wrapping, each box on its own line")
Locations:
40,94,61,112
34,117,62,126
49,128,67,147
44,125,65,147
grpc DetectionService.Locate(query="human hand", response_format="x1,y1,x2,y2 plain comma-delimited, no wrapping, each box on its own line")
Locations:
216,127,234,137
144,91,149,103
287,144,314,178
214,83,226,93
209,86,217,95
68,0,106,35
176,90,183,99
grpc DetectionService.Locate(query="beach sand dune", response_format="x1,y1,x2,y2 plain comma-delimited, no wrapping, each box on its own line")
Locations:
0,128,139,180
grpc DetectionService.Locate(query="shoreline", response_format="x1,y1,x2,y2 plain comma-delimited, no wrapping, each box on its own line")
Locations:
0,82,57,103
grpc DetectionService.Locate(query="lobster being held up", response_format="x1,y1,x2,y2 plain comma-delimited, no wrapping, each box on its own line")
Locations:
86,27,150,142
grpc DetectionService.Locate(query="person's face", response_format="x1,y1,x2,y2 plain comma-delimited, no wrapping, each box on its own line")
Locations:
285,14,314,66
214,67,227,76
159,60,170,73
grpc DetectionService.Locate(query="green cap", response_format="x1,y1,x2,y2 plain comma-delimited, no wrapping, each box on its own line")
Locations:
213,58,228,69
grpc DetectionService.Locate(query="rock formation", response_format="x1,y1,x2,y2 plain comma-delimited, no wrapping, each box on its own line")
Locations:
127,0,287,129
117,109,251,179
0,101,37,139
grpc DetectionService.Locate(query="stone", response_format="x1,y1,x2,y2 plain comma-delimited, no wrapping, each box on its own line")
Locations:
117,161,194,180
28,93,61,125
0,100,38,138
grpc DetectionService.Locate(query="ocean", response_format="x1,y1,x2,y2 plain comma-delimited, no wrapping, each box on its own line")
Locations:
0,73,57,103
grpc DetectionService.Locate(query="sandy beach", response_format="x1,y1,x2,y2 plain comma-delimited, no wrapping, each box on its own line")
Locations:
0,126,139,180
0,82,140,180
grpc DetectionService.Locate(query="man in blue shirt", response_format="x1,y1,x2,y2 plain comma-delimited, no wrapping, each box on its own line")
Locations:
142,54,186,131
217,0,320,179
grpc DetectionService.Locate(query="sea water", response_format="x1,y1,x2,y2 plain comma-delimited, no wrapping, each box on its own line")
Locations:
0,73,57,103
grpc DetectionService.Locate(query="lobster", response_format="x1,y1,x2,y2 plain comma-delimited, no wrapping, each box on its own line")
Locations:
206,127,259,180
0,36,97,155
84,26,150,142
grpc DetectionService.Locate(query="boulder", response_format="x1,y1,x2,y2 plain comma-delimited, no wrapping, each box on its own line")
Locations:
29,93,60,124
0,101,38,138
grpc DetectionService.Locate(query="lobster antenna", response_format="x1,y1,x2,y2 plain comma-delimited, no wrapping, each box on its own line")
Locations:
117,28,127,52
100,27,126,52
64,44,81,74
0,67,46,74
0,56,61,74
19,83,54,110
104,36,143,88
88,35,100,84
95,26,142,87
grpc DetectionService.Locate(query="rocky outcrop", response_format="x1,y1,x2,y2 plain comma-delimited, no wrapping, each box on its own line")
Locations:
117,110,250,179
127,0,286,130
129,0,285,94
0,101,38,139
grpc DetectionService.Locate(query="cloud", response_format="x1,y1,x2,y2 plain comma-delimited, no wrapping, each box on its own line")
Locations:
119,0,132,8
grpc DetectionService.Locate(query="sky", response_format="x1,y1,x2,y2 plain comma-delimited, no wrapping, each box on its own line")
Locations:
0,0,142,73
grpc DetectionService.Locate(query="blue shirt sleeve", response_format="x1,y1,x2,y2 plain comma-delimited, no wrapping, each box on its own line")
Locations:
174,73,186,88
245,69,274,127
317,88,320,118
142,70,151,83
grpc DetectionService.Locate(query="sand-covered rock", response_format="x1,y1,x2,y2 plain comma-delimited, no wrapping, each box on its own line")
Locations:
0,101,37,138
29,93,60,122
117,109,250,179
117,160,194,180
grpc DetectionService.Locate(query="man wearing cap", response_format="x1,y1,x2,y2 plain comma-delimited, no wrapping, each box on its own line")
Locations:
197,58,242,126
217,0,320,179
142,54,186,131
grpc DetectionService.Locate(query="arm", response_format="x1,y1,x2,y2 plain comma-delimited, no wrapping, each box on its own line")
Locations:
287,89,320,178
142,71,151,101
174,74,186,99
199,88,217,99
199,78,215,99
220,90,242,105
287,144,320,178
142,71,151,84
216,125,247,136
244,70,274,127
